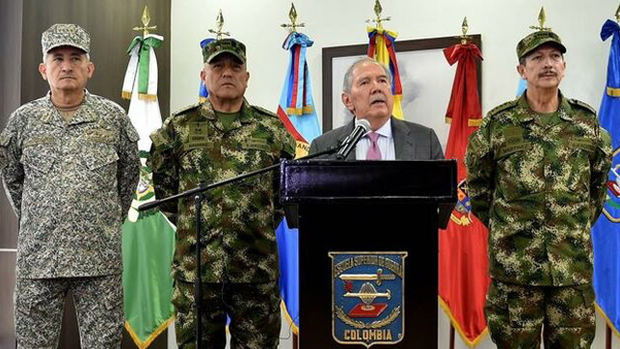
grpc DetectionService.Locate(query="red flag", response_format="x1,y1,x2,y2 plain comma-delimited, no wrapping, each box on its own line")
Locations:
438,43,490,346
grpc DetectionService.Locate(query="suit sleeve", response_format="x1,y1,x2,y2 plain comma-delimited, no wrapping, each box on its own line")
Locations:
148,118,179,225
429,129,444,159
117,114,140,221
465,118,494,227
590,127,612,224
0,114,24,218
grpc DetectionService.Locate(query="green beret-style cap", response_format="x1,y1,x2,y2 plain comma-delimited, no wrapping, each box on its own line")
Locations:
41,23,90,56
516,30,566,60
202,38,246,64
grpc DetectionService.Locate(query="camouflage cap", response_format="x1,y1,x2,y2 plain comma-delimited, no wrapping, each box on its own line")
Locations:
516,30,566,60
41,23,90,56
202,38,246,64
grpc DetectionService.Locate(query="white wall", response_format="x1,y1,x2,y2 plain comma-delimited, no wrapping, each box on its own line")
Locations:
171,1,620,348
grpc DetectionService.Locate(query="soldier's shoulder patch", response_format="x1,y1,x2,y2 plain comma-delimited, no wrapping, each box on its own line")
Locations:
149,128,170,148
251,105,278,118
568,99,597,115
487,100,518,117
172,103,201,117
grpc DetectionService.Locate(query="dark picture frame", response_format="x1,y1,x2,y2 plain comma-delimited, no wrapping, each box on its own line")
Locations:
321,34,482,132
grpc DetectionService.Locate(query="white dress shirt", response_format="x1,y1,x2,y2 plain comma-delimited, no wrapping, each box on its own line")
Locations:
355,118,395,160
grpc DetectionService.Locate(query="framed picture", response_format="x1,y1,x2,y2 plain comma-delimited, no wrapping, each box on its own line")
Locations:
321,35,482,149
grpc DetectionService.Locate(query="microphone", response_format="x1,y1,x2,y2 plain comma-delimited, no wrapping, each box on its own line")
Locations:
336,118,371,160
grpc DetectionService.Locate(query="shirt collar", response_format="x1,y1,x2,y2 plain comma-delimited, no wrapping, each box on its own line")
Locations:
369,117,392,139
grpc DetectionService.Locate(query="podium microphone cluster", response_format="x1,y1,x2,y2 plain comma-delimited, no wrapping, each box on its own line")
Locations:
336,118,371,160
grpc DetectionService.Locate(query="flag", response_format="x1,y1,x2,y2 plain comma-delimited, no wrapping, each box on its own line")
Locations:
438,42,490,346
592,18,620,339
275,31,322,335
516,78,527,97
367,27,404,119
121,33,177,349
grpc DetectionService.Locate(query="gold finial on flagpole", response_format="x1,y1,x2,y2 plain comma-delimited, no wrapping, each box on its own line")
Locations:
366,0,391,29
460,17,471,44
133,5,157,37
280,3,305,33
529,6,551,31
616,2,620,22
209,9,230,40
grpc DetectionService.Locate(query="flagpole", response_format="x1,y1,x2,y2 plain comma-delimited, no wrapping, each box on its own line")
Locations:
606,325,611,349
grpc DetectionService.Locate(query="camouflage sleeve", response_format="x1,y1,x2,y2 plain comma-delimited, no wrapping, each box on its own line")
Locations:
0,115,24,218
117,114,140,221
465,119,494,227
590,127,612,224
148,118,179,225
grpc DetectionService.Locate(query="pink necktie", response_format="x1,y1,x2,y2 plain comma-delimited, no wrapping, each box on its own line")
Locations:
366,132,382,160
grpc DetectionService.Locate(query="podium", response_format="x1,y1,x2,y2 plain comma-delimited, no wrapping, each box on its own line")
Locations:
281,160,456,348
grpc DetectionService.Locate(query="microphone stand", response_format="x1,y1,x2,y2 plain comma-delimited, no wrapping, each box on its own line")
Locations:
138,144,343,348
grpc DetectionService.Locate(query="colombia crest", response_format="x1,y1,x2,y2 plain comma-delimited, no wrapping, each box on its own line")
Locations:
329,252,407,347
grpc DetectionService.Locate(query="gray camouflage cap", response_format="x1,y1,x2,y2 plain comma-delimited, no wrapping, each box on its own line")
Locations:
517,30,566,60
202,38,246,64
41,23,90,56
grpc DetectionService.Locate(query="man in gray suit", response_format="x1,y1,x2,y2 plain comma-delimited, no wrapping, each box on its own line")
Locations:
309,57,443,160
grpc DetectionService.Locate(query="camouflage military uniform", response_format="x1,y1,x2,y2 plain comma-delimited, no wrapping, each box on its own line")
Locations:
0,91,140,348
465,92,611,347
149,98,296,348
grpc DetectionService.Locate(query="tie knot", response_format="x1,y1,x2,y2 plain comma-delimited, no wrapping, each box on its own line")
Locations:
367,132,380,143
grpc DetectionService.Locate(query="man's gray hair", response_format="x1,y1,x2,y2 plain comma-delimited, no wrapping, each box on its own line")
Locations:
342,57,393,92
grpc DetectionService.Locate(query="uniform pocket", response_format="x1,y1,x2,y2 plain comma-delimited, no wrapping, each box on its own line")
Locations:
21,148,56,174
81,146,119,171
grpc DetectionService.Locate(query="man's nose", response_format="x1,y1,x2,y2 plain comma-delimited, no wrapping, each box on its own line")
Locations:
60,60,73,71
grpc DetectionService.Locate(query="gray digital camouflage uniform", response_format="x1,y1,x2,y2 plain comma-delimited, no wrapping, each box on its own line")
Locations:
0,91,140,348
149,98,296,348
465,92,611,347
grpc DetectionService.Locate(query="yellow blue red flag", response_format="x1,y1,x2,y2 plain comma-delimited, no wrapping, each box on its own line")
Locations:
367,27,404,119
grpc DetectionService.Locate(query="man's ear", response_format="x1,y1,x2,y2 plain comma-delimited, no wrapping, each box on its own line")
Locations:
38,63,47,81
341,92,354,113
516,64,526,79
200,68,207,83
86,61,95,78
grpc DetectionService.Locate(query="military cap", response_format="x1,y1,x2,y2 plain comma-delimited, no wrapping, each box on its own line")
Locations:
517,30,566,60
41,23,90,56
202,38,246,64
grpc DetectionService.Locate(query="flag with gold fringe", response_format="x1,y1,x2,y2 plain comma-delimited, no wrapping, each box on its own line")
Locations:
275,31,321,335
367,27,404,119
438,41,490,347
592,18,620,340
121,32,176,349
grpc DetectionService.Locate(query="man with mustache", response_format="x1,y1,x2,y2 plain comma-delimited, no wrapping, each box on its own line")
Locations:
309,58,443,160
149,38,296,348
465,29,611,348
0,24,140,347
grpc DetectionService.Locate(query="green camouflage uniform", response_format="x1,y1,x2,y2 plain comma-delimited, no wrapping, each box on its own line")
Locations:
465,92,611,347
0,91,140,348
149,98,296,348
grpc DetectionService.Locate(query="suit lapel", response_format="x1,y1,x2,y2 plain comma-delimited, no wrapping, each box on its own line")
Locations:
392,117,414,160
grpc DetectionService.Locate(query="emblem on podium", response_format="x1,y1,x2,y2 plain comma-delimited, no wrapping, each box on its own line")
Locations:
329,252,407,347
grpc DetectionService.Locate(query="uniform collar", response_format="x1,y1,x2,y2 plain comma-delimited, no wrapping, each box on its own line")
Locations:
515,90,572,123
200,98,253,125
41,89,98,125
